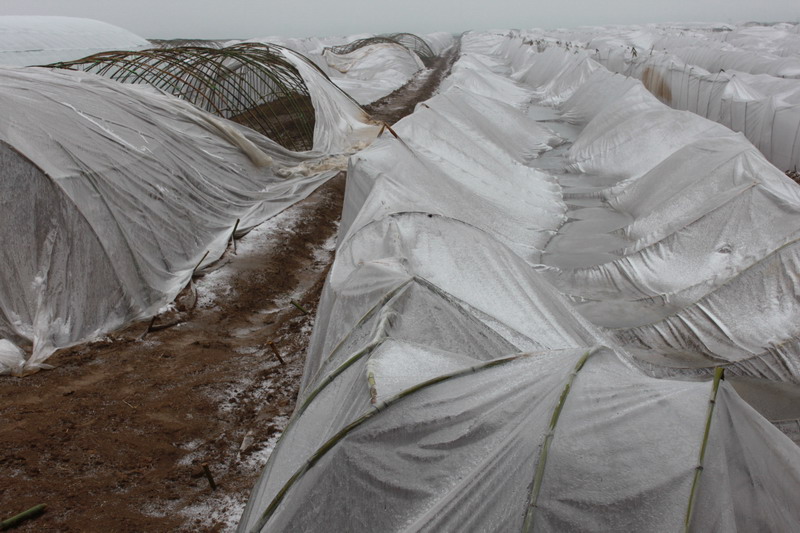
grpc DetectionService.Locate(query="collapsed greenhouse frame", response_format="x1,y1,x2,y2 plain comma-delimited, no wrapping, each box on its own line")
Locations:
49,43,320,151
324,33,436,64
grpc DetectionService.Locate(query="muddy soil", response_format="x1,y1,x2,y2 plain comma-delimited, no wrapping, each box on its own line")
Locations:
364,39,461,124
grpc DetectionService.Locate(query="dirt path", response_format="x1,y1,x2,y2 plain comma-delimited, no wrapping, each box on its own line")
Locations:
364,38,461,124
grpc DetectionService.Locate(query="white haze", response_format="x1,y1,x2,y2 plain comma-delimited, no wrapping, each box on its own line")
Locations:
2,0,799,39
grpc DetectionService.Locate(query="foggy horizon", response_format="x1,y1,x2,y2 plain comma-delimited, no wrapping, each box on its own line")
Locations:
2,0,799,40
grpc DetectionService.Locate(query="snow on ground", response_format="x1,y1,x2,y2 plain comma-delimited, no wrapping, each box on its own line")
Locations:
195,208,303,310
166,193,338,530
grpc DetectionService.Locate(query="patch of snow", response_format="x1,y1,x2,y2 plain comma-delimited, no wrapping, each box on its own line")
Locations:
180,493,244,532
177,450,203,467
142,500,178,519
233,346,263,355
239,421,289,473
194,208,303,310
180,439,204,451
176,439,206,466
156,302,177,315
215,383,252,414
6,467,26,479
135,339,161,348
231,325,261,338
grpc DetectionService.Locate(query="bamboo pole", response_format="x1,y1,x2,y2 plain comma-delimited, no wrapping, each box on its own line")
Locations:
267,342,286,365
684,367,725,532
290,300,310,315
231,218,240,254
522,348,596,532
1,504,46,530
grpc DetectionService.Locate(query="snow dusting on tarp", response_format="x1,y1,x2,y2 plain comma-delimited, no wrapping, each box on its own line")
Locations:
238,32,449,106
513,24,800,172
492,39,800,386
238,33,800,532
322,43,425,105
0,65,379,375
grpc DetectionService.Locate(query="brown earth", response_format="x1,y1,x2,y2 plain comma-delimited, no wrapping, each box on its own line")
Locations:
364,39,461,124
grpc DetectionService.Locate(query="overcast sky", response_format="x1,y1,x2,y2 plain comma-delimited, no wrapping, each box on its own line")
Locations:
2,0,799,39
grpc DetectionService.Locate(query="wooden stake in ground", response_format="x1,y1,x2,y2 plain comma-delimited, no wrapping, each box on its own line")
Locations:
267,341,286,365
290,300,309,315
202,463,217,491
230,218,240,254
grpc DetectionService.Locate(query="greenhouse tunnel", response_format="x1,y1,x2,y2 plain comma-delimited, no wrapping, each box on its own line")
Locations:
48,43,322,152
324,33,437,65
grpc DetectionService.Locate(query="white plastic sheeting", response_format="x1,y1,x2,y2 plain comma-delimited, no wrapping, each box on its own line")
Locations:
438,54,535,109
422,32,455,55
322,43,425,105
242,33,446,106
521,23,800,78
278,48,380,153
242,342,800,531
341,96,564,263
239,40,800,531
486,39,800,385
717,24,800,58
234,34,376,80
0,16,149,67
595,49,800,172
512,48,601,107
515,24,800,171
0,65,379,375
654,45,800,79
645,25,800,78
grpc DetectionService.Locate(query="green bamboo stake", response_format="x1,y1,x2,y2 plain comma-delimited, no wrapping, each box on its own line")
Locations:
290,300,310,315
367,371,378,404
684,367,725,532
1,504,46,530
230,218,240,254
252,352,534,533
192,250,210,275
242,282,414,518
523,348,596,532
